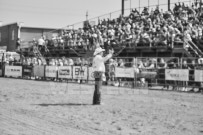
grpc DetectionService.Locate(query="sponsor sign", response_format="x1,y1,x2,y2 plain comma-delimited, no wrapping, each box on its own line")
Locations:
73,66,88,80
165,69,189,81
58,66,72,79
0,46,7,51
33,65,45,77
115,67,134,78
5,66,22,78
194,70,203,82
45,66,58,78
23,65,33,77
137,69,157,79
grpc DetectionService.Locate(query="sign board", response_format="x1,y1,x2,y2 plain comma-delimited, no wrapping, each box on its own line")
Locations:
23,65,33,77
33,65,45,77
5,66,22,78
73,66,88,80
58,66,72,79
0,46,7,51
165,69,189,81
194,70,203,82
115,67,134,78
45,66,58,78
88,67,95,81
137,69,157,79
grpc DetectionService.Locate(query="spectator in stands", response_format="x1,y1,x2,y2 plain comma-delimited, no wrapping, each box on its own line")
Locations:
68,58,74,66
137,60,146,87
108,59,117,86
75,58,82,66
117,59,125,67
182,60,189,91
157,58,168,90
38,36,45,51
16,38,21,51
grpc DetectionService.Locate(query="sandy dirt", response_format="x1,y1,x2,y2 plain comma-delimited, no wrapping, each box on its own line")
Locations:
0,78,203,135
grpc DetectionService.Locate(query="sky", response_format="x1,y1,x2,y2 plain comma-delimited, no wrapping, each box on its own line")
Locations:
0,0,192,29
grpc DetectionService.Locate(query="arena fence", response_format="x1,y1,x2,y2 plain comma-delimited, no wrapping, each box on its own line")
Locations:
1,57,203,93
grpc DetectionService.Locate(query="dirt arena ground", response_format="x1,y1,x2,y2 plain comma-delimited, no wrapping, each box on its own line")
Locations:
0,78,203,135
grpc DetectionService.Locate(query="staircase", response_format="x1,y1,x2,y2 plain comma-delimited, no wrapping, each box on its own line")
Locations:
184,39,203,58
33,47,46,64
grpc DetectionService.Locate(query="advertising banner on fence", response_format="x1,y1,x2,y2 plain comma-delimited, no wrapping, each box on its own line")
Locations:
23,65,33,77
58,66,72,79
88,67,95,81
137,69,157,79
165,69,189,81
194,70,203,82
73,66,88,80
115,67,134,78
5,66,22,78
33,66,44,77
45,66,58,78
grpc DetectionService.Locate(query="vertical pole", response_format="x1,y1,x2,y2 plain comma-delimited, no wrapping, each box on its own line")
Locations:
122,0,124,16
168,0,170,11
148,0,150,9
86,11,88,21
130,0,132,12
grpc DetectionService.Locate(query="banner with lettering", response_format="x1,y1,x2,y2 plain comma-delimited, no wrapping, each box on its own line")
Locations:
115,67,134,78
88,67,95,81
137,69,157,79
23,65,33,77
165,69,189,81
45,66,58,78
73,66,88,80
194,70,203,82
33,65,45,77
58,66,72,79
5,66,22,78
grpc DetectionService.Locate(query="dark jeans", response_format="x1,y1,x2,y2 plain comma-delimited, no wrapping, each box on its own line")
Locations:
93,71,103,105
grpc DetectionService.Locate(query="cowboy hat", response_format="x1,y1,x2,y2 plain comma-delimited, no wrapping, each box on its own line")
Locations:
93,47,105,56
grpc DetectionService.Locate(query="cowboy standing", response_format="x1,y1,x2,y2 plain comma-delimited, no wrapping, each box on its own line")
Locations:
92,47,114,105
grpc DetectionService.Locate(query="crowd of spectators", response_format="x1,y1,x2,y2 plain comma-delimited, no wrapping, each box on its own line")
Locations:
2,51,203,92
29,2,203,53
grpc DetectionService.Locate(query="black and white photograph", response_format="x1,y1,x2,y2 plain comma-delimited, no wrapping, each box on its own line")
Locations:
0,0,203,134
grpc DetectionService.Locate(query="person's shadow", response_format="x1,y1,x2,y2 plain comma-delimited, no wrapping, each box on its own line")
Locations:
33,103,90,107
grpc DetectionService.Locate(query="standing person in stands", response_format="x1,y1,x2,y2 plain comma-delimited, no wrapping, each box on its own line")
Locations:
38,36,45,51
16,38,21,51
92,47,114,105
157,58,168,90
182,60,189,91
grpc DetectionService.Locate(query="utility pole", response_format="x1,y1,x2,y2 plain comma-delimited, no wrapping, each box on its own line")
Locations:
148,0,150,9
122,0,124,16
86,11,88,21
168,0,170,11
130,0,131,12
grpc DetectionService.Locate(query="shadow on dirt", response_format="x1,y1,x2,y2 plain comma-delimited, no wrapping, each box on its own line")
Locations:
33,103,90,107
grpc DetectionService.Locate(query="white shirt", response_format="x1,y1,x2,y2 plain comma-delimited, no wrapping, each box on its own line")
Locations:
38,38,45,46
93,54,112,72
